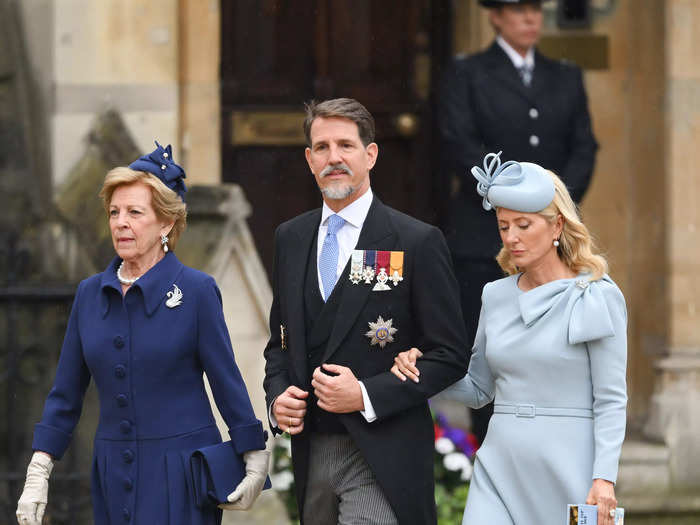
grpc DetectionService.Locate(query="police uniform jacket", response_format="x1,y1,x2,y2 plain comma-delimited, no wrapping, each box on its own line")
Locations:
32,252,266,525
263,196,469,525
439,42,598,258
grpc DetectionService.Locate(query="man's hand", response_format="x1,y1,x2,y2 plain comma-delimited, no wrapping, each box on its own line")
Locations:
272,385,308,435
312,364,364,413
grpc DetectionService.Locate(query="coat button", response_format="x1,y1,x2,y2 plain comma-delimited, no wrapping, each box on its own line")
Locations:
120,420,132,434
123,477,133,491
116,394,128,407
113,335,125,349
529,107,539,119
122,449,134,463
529,135,540,147
123,507,131,521
115,365,126,378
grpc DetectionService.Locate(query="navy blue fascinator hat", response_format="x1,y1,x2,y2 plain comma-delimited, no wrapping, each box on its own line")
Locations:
129,141,187,201
472,151,555,212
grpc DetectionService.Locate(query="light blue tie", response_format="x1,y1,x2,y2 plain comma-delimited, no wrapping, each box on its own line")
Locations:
319,214,345,301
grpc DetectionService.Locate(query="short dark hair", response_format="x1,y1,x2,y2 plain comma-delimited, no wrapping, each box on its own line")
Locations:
303,98,375,147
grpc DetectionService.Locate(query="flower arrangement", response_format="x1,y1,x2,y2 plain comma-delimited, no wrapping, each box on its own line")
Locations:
432,410,478,525
269,411,477,525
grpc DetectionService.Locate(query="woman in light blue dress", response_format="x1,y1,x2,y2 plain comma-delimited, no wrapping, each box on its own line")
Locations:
392,152,626,525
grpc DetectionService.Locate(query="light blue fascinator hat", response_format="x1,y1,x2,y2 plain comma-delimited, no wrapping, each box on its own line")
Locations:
129,141,187,202
471,151,555,212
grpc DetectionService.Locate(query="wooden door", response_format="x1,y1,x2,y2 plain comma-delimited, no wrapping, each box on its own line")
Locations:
221,0,451,277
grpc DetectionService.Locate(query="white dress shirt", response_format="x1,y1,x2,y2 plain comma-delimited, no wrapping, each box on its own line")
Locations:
317,188,377,421
269,188,378,429
316,187,374,297
496,35,535,71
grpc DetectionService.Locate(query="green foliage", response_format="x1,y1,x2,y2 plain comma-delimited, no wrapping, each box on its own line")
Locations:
436,483,469,525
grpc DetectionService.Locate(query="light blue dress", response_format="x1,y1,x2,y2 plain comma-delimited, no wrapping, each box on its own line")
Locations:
440,274,627,525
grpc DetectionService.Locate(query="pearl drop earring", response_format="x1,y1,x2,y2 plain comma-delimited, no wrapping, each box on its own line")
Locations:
161,233,169,253
553,239,560,247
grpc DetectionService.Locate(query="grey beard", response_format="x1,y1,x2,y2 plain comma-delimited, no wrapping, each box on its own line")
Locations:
319,163,356,200
321,184,356,200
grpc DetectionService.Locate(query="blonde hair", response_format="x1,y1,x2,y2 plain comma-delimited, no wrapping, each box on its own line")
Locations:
496,171,608,280
99,167,187,249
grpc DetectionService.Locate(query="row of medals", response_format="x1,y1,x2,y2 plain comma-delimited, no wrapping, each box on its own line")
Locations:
349,251,403,291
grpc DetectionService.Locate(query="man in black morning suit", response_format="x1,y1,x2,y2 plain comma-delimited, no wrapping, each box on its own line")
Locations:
438,0,598,443
263,98,469,524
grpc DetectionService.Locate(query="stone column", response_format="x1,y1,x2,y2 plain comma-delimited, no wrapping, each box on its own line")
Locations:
50,0,180,186
178,0,221,185
644,0,700,488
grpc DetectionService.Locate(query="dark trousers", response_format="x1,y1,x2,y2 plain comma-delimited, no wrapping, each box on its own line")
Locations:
452,256,504,444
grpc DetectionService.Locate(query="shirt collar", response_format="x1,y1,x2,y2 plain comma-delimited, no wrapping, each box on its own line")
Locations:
496,35,535,70
99,252,184,317
320,187,373,230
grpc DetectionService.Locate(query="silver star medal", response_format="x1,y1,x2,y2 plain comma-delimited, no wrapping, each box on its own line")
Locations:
349,250,364,285
372,268,391,291
165,284,183,308
365,316,398,348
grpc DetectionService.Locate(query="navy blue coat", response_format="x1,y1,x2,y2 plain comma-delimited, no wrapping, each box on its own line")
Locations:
32,252,266,525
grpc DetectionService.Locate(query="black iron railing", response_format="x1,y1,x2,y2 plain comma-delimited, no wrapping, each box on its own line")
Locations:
0,233,94,524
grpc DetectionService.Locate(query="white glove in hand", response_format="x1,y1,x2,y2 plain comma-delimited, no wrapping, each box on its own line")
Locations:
219,449,270,511
16,452,54,525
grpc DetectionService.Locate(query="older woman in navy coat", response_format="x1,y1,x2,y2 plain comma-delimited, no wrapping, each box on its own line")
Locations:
16,143,269,525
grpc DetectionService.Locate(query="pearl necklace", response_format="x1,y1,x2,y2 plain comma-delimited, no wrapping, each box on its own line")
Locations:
117,261,140,285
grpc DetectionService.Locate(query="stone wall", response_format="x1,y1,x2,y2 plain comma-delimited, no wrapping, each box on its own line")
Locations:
18,0,180,187
643,0,700,489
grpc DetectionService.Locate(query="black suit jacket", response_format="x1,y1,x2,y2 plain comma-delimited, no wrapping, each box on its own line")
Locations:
439,42,598,258
263,196,469,525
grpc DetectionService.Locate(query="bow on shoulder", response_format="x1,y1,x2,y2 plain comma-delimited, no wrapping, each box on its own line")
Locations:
518,276,616,345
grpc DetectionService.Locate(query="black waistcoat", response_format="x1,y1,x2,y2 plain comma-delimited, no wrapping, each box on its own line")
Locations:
304,231,347,434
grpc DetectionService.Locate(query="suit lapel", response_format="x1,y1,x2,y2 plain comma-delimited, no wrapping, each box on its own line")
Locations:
529,49,554,100
483,42,536,105
321,197,395,364
285,209,321,385
484,43,529,99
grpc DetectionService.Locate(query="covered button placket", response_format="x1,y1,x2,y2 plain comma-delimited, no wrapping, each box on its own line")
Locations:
114,321,136,522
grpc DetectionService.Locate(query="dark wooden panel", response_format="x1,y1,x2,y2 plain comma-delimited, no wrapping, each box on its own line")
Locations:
221,1,316,104
221,0,452,278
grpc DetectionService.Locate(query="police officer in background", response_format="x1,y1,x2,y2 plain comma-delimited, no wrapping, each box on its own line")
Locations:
438,0,598,444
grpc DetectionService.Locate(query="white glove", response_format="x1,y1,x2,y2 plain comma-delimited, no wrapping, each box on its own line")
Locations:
16,452,54,525
219,449,270,511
